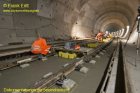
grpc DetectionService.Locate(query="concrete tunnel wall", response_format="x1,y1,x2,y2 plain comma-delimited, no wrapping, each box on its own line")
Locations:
0,0,140,44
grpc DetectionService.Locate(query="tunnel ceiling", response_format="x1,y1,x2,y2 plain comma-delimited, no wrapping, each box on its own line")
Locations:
37,0,140,38
1,0,140,44
14,0,140,36
84,0,139,33
44,0,140,39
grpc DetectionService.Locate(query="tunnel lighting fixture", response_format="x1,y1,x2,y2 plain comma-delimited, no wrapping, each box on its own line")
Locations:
118,30,121,37
116,31,119,37
120,29,124,37
127,25,130,29
128,29,138,43
122,26,130,38
71,25,86,39
118,30,122,36
105,31,109,34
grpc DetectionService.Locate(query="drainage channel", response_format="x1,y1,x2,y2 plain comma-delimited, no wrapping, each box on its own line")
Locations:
98,40,126,93
115,42,126,93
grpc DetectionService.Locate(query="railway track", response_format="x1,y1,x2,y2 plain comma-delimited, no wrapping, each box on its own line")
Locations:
0,39,100,71
18,40,114,93
0,39,119,93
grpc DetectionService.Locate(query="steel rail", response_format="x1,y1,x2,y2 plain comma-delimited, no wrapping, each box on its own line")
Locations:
0,39,97,70
25,40,113,93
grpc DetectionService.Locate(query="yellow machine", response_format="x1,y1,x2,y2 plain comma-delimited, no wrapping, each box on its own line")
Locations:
58,51,77,59
87,43,99,48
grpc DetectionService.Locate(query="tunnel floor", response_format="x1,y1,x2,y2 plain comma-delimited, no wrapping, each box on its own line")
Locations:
0,41,116,93
123,43,140,93
0,56,80,89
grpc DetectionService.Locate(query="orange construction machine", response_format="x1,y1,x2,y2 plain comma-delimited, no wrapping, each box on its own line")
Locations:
31,38,51,55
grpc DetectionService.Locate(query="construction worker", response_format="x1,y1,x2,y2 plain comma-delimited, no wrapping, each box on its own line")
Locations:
31,37,51,56
96,31,104,42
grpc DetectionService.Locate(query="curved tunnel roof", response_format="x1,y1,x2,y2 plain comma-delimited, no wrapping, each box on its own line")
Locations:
64,0,140,38
0,0,140,43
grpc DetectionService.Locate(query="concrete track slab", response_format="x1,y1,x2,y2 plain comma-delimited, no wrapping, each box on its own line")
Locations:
68,46,115,93
0,56,79,90
124,44,140,93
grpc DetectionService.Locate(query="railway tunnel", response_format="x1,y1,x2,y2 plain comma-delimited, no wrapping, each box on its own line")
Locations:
0,0,140,93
